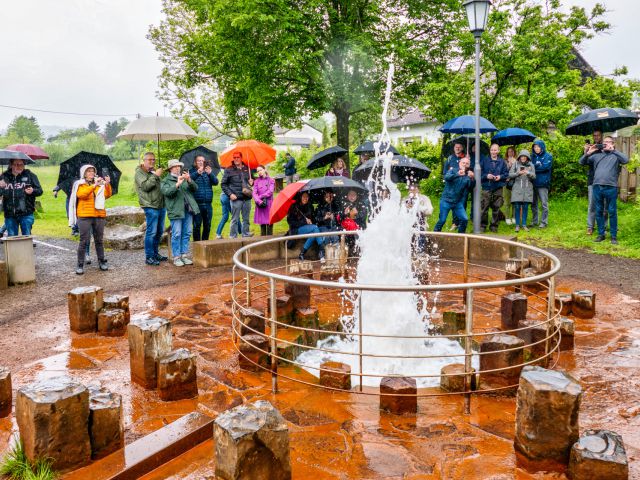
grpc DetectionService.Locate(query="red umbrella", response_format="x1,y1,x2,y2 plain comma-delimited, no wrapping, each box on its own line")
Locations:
6,144,49,160
269,180,310,224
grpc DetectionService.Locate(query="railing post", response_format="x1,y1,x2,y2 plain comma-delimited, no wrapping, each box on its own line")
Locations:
245,250,251,307
545,275,556,357
464,288,474,415
231,266,237,344
269,278,278,393
358,294,363,392
463,236,469,284
340,234,347,277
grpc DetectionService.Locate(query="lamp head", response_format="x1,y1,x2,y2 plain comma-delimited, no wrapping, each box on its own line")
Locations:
463,0,492,37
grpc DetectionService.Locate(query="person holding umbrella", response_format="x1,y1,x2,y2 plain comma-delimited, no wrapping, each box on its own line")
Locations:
579,136,628,245
480,143,509,233
287,191,325,262
68,165,112,274
433,157,474,234
252,165,275,236
0,157,43,236
189,154,219,241
221,152,254,238
326,157,350,178
315,191,340,243
161,159,199,266
530,140,553,229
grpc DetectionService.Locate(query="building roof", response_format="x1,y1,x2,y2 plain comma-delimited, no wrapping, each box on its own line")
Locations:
569,47,598,83
387,108,434,128
273,122,322,136
274,136,313,146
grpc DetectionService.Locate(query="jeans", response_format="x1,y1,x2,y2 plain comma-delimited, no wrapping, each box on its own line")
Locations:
230,199,251,237
587,185,608,229
193,202,213,241
77,217,105,266
297,224,325,252
4,214,35,236
170,213,193,257
216,193,231,236
318,225,339,244
143,207,166,259
531,187,549,226
593,184,618,237
480,188,504,230
452,190,469,228
513,202,530,227
434,199,467,233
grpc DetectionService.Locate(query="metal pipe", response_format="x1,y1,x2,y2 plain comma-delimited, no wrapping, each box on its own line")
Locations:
545,276,556,358
269,278,278,393
472,35,482,234
340,234,346,277
464,288,474,414
358,294,363,392
245,250,251,306
463,236,469,284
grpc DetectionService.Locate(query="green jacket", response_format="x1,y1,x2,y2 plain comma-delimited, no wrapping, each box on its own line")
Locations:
160,174,200,220
134,166,164,209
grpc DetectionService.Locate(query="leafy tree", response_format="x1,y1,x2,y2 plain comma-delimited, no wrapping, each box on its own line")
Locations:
6,115,43,144
104,118,130,144
421,1,639,133
42,143,68,166
87,121,100,134
150,0,463,167
110,140,135,161
67,133,106,157
48,127,89,143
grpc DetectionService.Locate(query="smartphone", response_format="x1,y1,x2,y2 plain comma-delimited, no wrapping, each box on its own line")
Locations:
595,144,604,150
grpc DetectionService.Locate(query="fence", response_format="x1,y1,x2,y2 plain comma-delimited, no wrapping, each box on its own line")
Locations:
616,135,639,202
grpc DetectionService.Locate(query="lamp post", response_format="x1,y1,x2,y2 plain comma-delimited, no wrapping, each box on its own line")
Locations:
463,0,491,234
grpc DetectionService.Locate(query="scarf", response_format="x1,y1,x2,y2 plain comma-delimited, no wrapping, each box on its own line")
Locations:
68,164,106,227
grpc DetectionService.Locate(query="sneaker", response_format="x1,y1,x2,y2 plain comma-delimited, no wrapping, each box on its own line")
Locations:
75,266,84,275
181,256,193,265
505,218,512,225
242,232,254,238
515,226,520,232
173,257,185,267
611,237,619,245
586,227,593,235
523,226,530,232
99,261,109,271
85,255,92,265
155,254,168,262
298,252,305,261
449,224,458,232
146,257,160,266
594,235,605,243
216,234,223,239
489,226,498,233
229,235,238,239
319,251,326,264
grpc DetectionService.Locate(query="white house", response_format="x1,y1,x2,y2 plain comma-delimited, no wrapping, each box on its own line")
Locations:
273,123,323,152
387,108,441,145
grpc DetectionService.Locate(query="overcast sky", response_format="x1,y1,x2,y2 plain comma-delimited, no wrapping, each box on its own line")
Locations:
0,0,637,131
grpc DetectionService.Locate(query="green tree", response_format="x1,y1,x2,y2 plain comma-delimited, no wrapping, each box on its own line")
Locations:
67,133,106,157
421,1,639,133
6,115,43,144
110,140,135,161
87,121,100,134
150,0,463,167
42,143,68,166
104,118,130,144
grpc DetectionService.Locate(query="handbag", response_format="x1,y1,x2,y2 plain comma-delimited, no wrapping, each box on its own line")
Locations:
241,175,253,197
506,178,515,190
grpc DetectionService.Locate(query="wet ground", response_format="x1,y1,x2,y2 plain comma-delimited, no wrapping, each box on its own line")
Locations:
0,240,639,479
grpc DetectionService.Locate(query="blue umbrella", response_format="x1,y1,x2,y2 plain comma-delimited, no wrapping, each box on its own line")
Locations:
439,115,498,134
491,128,536,146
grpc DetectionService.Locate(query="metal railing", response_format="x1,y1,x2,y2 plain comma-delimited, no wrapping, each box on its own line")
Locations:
231,231,562,413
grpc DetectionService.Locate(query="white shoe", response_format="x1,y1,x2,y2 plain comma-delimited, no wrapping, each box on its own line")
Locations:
505,218,512,225
181,255,193,265
173,258,185,267
216,234,223,239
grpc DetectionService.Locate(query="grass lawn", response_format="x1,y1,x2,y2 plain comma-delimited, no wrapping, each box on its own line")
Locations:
3,160,639,258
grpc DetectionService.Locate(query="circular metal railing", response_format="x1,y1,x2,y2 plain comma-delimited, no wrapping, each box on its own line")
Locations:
231,231,563,411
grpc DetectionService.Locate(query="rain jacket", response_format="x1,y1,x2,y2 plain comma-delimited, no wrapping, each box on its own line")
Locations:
0,169,43,218
287,201,315,232
441,169,473,205
134,166,164,209
338,199,367,229
160,174,200,220
508,150,536,203
76,183,112,218
325,167,350,178
221,164,252,200
480,156,509,191
579,149,628,187
442,153,474,178
252,175,275,225
284,155,297,176
189,167,219,204
531,140,553,189
315,201,340,229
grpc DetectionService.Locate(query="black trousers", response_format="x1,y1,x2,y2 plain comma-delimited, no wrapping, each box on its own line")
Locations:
481,188,504,230
260,224,273,236
193,202,213,241
77,217,105,266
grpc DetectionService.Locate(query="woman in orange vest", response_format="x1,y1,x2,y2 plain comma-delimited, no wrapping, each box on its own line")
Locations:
69,165,112,275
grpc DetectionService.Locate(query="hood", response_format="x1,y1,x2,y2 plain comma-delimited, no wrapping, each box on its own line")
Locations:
79,164,95,180
533,139,546,155
517,149,531,162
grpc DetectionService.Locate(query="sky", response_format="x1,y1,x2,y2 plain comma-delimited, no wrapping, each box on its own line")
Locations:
0,0,638,132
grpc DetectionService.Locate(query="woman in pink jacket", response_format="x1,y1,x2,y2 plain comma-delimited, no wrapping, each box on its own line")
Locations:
252,166,275,235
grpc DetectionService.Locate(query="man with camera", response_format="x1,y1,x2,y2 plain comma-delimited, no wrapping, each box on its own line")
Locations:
0,157,43,236
221,152,254,238
579,136,628,245
135,152,168,266
584,130,603,235
189,154,219,241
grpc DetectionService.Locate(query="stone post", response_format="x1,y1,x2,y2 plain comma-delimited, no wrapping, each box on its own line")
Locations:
528,254,552,274
284,282,311,310
514,366,582,462
103,294,130,324
128,316,172,389
68,286,104,333
214,400,291,480
319,361,351,390
267,295,294,325
239,307,266,336
479,334,525,388
505,257,529,281
238,334,270,371
379,377,417,414
442,309,466,335
0,261,8,291
559,317,575,351
501,293,527,330
157,348,198,401
294,307,319,345
97,308,128,336
440,364,477,393
571,290,596,319
0,367,11,417
515,320,548,364
88,386,123,459
16,377,91,471
568,430,628,480
555,293,573,316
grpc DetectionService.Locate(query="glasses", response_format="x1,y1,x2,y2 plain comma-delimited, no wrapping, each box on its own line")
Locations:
232,156,241,160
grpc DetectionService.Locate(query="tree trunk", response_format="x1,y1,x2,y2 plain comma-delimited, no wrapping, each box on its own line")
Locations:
334,106,350,169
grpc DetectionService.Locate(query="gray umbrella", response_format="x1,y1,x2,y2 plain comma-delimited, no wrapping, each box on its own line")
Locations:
0,149,34,166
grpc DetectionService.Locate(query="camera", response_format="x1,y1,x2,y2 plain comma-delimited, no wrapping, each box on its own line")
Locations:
595,144,604,150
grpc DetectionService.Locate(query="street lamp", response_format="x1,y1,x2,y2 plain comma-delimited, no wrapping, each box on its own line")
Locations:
463,0,491,234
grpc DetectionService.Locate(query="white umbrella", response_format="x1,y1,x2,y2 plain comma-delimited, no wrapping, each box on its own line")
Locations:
117,115,198,158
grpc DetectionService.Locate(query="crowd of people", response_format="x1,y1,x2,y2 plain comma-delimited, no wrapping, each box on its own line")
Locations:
0,133,629,274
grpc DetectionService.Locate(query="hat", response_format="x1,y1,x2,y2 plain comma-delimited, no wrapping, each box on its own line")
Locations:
79,164,96,179
167,159,184,169
517,149,531,161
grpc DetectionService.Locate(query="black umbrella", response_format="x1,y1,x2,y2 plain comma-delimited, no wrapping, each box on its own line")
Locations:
300,176,367,202
306,146,348,170
56,151,122,195
443,136,490,158
566,108,639,136
0,149,34,166
352,155,431,184
179,145,220,175
353,140,399,156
